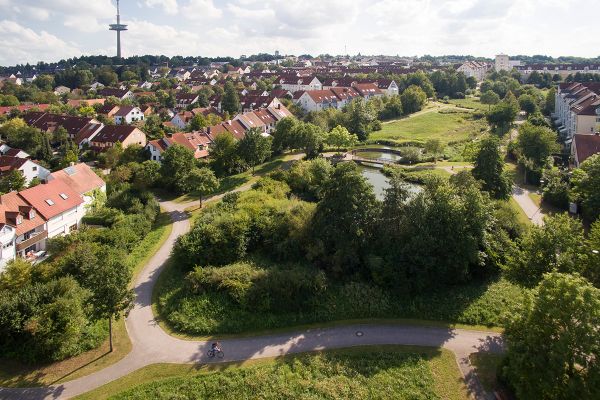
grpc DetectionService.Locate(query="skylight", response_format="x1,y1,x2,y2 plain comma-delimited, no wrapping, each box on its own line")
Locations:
59,193,69,200
45,199,55,206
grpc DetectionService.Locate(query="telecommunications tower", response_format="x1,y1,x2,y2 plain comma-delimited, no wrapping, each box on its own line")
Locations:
109,0,127,58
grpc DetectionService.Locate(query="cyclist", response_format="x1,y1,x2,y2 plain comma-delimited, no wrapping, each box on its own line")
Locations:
212,342,221,353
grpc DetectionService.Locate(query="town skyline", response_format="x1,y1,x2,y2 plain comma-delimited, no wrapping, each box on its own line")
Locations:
1,0,599,66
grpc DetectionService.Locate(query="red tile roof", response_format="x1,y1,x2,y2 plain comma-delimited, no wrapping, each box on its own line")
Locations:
18,180,83,220
0,192,46,236
574,134,600,165
48,163,105,195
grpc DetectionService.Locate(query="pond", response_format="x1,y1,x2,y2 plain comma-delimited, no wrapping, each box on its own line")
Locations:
356,148,403,162
360,166,421,200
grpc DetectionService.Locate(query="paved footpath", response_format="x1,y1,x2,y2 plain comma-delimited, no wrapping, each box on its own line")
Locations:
0,194,504,400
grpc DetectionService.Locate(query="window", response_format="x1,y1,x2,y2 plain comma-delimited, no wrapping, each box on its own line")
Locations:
45,199,55,205
32,166,37,171
59,193,68,200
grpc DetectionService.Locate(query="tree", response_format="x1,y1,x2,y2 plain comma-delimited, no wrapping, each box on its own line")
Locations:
480,90,500,110
344,99,375,141
309,163,378,275
572,154,600,222
502,273,600,399
544,87,556,115
188,113,208,131
271,117,298,153
209,132,245,175
292,122,325,159
237,128,272,173
518,94,538,114
102,142,124,169
160,144,196,193
133,160,161,190
185,167,219,208
221,81,241,115
84,247,134,352
487,101,518,134
423,139,445,163
400,85,427,114
504,214,588,287
472,137,511,199
0,170,26,193
326,125,358,151
515,122,559,183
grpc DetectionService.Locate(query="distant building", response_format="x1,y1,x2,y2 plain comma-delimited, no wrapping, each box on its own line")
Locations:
457,61,490,82
495,54,511,72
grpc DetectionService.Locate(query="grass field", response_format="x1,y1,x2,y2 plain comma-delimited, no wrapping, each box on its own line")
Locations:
154,255,523,337
447,97,490,111
370,109,487,145
172,153,301,204
75,346,468,400
0,212,173,388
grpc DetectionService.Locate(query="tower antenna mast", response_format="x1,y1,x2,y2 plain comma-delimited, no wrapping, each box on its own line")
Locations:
109,0,128,58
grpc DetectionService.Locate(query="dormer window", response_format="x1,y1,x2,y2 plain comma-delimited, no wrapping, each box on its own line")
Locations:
45,199,55,206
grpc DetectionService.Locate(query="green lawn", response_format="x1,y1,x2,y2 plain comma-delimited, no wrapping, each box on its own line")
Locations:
154,256,523,338
447,97,490,111
172,153,301,204
75,346,468,400
0,212,173,388
371,110,486,145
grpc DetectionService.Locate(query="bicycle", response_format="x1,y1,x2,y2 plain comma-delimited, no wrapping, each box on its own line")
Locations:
206,348,224,359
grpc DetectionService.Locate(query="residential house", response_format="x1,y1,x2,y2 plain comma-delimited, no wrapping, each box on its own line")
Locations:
175,93,200,109
0,104,50,116
0,144,29,159
147,131,213,162
19,180,85,239
0,192,47,266
53,86,71,96
114,106,145,124
554,82,600,144
97,104,121,119
457,61,490,82
90,82,105,91
90,125,147,150
66,98,106,108
0,157,51,185
352,83,384,100
293,90,341,112
47,163,106,206
276,75,322,92
571,134,600,167
22,112,102,141
97,87,134,101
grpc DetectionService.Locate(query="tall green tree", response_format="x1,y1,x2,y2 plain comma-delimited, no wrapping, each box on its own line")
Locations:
0,170,26,193
237,128,272,173
487,101,518,135
515,122,559,183
480,90,500,110
309,163,378,275
504,213,588,287
423,138,445,163
160,144,196,193
326,125,358,151
572,154,600,222
503,273,600,400
185,167,219,208
292,122,325,159
472,137,511,199
400,85,427,114
344,99,375,141
271,117,298,153
222,81,241,115
209,132,245,175
84,247,134,352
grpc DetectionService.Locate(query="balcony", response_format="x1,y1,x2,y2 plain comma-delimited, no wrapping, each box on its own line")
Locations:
16,231,48,252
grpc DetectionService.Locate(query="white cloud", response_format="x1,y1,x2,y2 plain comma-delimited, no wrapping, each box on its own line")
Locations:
0,20,82,65
145,0,179,15
181,0,222,19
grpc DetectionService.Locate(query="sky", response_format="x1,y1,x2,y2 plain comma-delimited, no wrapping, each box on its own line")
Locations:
0,0,599,66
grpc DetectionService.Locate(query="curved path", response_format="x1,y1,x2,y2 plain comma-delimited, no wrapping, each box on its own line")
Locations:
0,194,504,400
